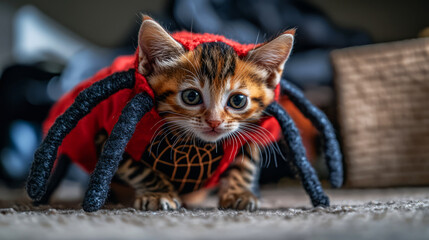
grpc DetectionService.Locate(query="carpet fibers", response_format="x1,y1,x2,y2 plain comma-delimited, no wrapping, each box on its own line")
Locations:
0,185,428,240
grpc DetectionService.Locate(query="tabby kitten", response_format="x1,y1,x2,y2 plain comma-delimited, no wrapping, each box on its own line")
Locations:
104,17,294,211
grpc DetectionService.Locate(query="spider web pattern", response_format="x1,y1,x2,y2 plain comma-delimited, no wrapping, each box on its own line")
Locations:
140,131,224,194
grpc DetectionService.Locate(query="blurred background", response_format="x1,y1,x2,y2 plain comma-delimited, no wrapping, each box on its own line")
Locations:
0,0,428,193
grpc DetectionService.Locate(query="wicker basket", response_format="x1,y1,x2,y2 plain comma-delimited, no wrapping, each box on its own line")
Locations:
331,38,429,187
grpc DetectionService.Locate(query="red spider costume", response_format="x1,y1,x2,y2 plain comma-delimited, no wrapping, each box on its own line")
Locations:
44,32,282,191
27,26,342,211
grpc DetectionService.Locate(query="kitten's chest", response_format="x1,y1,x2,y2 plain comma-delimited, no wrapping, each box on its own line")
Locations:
140,129,224,193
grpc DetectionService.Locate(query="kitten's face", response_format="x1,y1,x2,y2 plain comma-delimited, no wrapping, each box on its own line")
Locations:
149,42,276,142
138,17,294,143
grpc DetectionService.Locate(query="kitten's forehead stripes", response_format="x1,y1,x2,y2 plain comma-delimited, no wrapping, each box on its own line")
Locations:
198,42,236,83
155,90,174,103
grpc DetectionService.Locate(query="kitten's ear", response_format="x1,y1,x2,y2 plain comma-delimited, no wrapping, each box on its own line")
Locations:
245,29,295,87
138,15,184,75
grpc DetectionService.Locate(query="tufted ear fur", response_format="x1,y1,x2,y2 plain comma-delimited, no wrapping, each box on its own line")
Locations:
138,15,184,75
245,29,295,88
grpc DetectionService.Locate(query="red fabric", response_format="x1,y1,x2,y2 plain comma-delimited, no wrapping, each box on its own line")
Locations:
172,31,260,57
44,32,281,188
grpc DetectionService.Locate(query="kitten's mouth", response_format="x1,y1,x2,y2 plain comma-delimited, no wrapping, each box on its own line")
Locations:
203,129,222,136
199,128,228,142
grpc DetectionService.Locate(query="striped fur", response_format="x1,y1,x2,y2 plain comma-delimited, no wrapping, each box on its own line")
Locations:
100,17,294,211
117,158,180,210
218,143,261,211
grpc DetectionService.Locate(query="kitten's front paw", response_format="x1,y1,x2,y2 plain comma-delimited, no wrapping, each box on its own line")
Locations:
219,191,260,211
134,192,181,211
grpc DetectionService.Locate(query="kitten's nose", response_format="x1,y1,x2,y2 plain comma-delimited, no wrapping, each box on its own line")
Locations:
205,119,222,129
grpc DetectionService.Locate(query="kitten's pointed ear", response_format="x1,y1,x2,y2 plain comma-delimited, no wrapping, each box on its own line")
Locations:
138,15,184,75
245,29,295,87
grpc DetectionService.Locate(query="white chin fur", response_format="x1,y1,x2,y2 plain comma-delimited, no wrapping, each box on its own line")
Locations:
183,124,239,143
195,131,227,143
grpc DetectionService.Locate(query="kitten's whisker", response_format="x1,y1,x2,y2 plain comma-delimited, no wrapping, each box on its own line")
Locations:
240,124,274,165
243,122,285,159
170,128,189,155
172,129,188,147
171,126,193,148
240,125,282,168
150,116,185,132
225,131,238,161
149,117,187,144
239,125,281,167
237,128,268,167
150,121,185,154
236,129,265,167
179,128,196,152
149,124,183,155
150,118,168,130
157,125,184,154
232,130,254,163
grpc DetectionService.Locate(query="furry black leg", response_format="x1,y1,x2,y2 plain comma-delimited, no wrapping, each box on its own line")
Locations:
26,70,136,201
34,154,71,205
266,101,330,207
82,92,153,212
280,79,343,188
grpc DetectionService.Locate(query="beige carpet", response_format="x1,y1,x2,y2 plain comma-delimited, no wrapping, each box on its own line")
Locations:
0,184,428,240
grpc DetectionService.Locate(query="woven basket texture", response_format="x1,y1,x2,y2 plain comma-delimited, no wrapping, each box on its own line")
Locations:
331,38,429,187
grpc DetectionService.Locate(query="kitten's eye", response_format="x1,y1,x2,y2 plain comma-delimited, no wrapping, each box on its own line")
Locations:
228,94,247,109
181,89,202,105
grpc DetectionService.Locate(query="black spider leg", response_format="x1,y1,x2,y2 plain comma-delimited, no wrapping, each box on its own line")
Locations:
280,79,343,188
34,154,71,205
82,92,153,212
266,102,329,207
26,69,136,202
